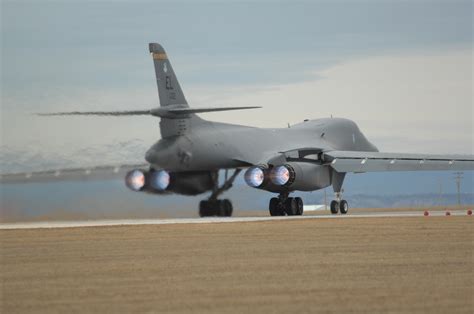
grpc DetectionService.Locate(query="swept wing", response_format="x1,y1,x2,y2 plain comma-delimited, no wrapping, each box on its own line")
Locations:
322,151,474,173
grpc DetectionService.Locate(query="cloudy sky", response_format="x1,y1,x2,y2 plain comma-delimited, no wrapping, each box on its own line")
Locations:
2,0,472,172
0,0,473,218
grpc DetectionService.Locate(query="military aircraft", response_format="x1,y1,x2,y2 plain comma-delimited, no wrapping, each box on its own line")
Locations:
2,43,473,217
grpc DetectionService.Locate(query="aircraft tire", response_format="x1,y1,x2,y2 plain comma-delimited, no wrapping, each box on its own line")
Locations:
216,200,226,217
223,199,233,217
284,198,297,216
199,201,211,217
295,197,304,215
200,200,224,217
339,200,349,215
330,200,339,214
269,198,280,216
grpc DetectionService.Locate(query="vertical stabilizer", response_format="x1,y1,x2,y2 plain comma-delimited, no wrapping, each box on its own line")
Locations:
149,43,188,107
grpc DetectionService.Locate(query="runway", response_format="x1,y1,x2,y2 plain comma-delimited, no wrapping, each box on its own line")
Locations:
0,209,470,229
1,213,472,314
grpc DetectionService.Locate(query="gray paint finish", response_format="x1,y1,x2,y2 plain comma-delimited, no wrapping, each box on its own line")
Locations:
2,43,473,199
145,116,379,172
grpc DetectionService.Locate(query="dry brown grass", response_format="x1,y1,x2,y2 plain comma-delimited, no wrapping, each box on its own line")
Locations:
1,216,472,313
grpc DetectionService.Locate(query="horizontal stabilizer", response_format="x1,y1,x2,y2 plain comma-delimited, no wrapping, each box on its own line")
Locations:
163,106,261,115
37,106,261,119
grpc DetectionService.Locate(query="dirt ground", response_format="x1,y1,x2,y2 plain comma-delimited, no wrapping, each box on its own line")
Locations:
1,216,472,313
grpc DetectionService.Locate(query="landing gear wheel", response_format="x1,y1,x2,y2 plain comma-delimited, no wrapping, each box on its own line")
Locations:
199,200,211,217
330,200,339,214
339,200,349,215
270,193,301,217
199,200,233,217
269,198,278,216
222,199,233,217
295,197,304,216
199,169,241,217
269,198,284,216
284,198,298,216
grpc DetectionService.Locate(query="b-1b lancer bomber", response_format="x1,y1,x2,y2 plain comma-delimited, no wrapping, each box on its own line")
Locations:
3,43,473,217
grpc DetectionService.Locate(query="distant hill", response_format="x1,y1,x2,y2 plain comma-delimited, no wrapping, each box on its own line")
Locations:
1,171,473,222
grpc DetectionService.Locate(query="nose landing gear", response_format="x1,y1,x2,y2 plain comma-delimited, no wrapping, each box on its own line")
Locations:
329,171,349,215
330,192,349,215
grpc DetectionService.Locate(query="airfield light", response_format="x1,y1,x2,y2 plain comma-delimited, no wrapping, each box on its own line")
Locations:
150,170,171,191
125,170,146,191
270,165,291,186
244,167,265,188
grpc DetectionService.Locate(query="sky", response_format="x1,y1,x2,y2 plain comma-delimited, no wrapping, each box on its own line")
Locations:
1,0,473,218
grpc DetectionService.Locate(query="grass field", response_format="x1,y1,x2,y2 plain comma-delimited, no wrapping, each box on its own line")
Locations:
1,215,472,313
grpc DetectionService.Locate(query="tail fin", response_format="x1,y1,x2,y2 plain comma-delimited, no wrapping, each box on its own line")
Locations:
149,43,188,107
37,43,261,139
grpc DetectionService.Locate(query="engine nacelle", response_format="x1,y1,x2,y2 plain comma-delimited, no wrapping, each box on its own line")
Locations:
269,162,331,191
125,169,215,196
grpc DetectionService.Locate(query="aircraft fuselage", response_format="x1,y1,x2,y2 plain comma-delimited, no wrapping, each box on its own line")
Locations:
145,117,378,172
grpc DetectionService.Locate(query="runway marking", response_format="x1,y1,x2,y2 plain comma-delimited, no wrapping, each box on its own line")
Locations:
0,210,470,230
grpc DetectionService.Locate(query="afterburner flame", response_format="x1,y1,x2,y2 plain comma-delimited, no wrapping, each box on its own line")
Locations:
244,167,265,188
270,166,291,186
150,170,170,191
125,170,146,191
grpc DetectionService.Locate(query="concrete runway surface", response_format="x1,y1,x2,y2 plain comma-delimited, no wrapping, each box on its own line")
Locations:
1,210,472,313
0,209,470,230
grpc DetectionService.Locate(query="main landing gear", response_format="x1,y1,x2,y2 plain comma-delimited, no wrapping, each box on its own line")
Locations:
330,192,349,215
199,169,241,217
199,199,233,217
269,193,304,216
